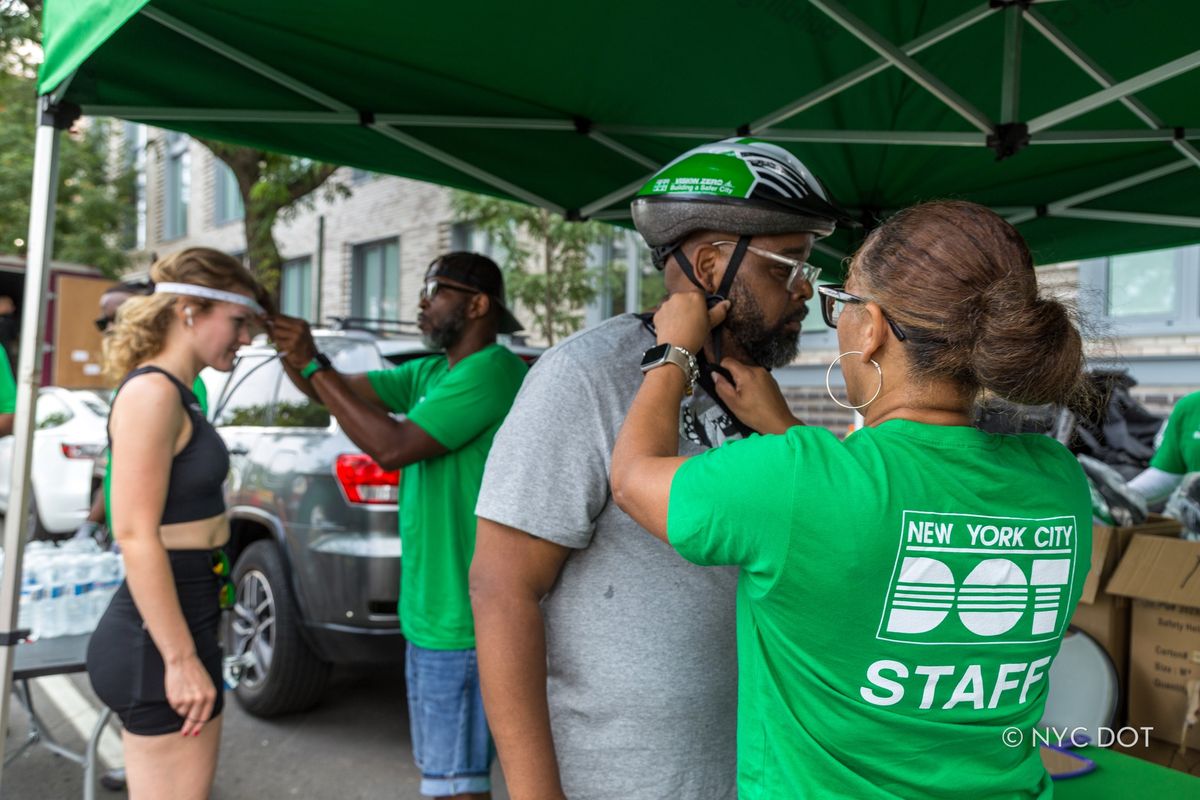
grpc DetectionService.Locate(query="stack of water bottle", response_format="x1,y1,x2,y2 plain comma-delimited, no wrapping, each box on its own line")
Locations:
2,539,125,641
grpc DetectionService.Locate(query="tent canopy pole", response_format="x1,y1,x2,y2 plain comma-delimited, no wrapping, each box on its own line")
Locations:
0,96,72,797
810,0,994,134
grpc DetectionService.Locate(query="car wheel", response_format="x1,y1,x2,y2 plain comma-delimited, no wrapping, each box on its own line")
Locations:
226,540,330,716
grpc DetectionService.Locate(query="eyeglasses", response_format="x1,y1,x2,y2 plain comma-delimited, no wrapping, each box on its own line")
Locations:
420,278,479,302
710,241,821,293
817,284,908,342
94,316,114,333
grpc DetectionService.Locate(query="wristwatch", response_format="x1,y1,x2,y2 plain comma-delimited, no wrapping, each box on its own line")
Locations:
640,343,698,396
299,351,332,380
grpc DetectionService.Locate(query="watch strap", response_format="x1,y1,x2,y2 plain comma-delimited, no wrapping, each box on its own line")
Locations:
300,352,332,380
641,344,698,395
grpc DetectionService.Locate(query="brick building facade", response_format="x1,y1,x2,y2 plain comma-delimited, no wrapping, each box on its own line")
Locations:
126,127,1200,434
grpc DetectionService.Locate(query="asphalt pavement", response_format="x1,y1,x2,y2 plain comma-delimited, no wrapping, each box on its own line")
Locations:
3,662,511,799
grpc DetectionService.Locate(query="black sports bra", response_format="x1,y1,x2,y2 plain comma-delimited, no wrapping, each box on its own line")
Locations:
110,366,229,525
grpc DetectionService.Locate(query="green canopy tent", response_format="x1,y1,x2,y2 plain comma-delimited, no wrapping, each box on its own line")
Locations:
4,2,1200,788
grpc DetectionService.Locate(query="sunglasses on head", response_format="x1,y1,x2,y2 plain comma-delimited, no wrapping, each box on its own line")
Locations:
94,316,114,333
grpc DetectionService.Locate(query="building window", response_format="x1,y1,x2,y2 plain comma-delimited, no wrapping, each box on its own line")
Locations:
213,160,244,225
351,238,400,321
1080,245,1200,335
164,132,190,240
1107,248,1179,318
798,280,838,349
122,122,148,250
281,256,314,321
450,222,497,257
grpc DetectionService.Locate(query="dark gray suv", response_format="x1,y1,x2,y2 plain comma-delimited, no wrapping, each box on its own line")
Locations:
203,331,402,717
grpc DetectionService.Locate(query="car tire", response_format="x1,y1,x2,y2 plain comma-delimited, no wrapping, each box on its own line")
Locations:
226,540,330,717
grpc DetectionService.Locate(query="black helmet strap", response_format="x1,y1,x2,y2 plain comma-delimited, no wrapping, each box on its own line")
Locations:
671,235,752,367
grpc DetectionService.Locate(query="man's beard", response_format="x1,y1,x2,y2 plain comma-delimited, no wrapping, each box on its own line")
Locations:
421,304,468,351
723,282,803,368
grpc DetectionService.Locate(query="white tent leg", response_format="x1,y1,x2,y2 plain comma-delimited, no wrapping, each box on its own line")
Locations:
0,110,65,796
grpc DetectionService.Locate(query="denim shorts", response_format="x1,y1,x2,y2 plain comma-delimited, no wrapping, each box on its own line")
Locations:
405,642,494,797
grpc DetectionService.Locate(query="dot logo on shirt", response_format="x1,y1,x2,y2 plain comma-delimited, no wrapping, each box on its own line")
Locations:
876,511,1081,647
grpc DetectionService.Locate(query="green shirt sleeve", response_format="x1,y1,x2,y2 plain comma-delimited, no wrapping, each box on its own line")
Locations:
667,430,800,587
1150,392,1200,474
366,359,425,415
192,376,208,416
0,347,16,415
406,347,525,450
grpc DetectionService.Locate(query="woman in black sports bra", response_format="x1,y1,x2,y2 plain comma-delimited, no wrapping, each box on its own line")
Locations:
86,248,269,800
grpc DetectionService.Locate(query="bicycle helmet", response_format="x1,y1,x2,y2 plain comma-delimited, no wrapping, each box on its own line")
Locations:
630,138,853,365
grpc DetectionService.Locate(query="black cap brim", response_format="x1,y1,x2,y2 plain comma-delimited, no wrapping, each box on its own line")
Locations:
498,303,523,334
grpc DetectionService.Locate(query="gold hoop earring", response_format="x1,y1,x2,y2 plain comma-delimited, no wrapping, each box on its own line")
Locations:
825,351,882,410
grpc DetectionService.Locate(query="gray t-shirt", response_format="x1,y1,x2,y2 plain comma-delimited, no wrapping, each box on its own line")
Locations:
476,314,739,800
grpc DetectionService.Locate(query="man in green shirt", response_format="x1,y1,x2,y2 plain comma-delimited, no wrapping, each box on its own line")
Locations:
1129,390,1200,507
271,252,527,800
0,345,16,438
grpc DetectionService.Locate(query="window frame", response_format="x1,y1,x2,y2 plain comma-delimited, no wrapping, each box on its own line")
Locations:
212,159,244,226
799,279,839,349
1077,245,1200,337
163,132,190,241
350,237,401,321
211,355,281,428
281,255,315,321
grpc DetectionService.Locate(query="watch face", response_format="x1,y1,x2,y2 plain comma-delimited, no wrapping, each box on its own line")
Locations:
641,343,671,367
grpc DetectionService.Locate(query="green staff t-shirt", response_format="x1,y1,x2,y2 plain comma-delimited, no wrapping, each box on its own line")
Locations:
368,344,527,650
668,420,1091,800
0,347,15,415
1150,390,1200,474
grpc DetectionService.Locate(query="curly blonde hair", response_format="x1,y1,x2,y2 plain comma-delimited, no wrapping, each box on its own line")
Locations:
102,248,271,382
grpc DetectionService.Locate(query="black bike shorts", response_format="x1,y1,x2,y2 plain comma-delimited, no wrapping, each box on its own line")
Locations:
86,549,224,736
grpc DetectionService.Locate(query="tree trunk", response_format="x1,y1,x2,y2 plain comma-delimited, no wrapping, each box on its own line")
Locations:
245,203,282,293
200,139,339,302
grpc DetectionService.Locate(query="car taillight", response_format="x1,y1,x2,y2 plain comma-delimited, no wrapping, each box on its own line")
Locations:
61,443,105,459
335,454,400,505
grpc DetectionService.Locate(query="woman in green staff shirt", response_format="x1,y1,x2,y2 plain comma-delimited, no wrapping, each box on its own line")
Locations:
611,201,1093,800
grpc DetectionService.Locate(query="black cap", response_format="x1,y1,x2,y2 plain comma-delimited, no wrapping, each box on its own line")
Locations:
426,252,523,334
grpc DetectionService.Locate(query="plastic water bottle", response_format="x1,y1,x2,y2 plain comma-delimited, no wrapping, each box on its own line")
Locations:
64,557,95,636
18,574,43,638
39,561,66,639
90,553,121,627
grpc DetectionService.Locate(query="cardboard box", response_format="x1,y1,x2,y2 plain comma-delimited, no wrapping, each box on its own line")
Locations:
1107,534,1200,750
1070,517,1182,696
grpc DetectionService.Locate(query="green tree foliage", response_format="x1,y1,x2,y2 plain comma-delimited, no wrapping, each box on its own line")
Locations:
450,191,616,344
601,250,667,314
0,0,133,276
200,141,347,295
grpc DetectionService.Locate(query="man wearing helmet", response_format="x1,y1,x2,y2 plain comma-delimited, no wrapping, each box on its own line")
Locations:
470,139,851,800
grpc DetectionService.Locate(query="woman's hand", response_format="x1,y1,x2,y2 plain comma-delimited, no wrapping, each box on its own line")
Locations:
165,652,218,737
652,292,730,354
713,358,803,435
